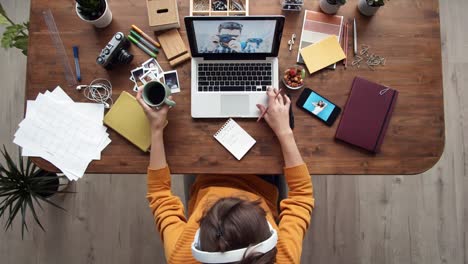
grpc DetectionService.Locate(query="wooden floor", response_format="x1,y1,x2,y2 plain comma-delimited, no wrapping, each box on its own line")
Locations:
0,0,466,263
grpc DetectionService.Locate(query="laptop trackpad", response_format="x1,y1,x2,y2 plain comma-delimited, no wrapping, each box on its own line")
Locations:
221,95,249,116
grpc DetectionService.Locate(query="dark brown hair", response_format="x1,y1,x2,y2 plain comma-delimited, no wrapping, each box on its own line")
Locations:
198,197,277,264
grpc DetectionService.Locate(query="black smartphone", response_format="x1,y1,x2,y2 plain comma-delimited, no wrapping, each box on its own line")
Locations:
296,88,341,126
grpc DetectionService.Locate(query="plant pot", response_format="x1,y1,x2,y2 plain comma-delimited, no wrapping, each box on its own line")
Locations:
319,0,342,15
357,0,380,16
76,0,113,28
35,171,69,198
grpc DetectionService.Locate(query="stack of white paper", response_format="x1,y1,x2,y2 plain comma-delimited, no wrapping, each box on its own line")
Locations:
13,87,111,181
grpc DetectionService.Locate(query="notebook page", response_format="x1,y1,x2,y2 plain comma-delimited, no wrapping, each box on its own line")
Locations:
214,119,256,160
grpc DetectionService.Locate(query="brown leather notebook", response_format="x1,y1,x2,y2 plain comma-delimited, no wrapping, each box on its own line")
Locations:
335,77,398,153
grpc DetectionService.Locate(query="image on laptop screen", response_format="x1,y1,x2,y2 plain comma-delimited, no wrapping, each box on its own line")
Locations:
192,20,277,54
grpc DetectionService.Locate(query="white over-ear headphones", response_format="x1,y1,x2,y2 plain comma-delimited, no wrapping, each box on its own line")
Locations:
191,221,278,264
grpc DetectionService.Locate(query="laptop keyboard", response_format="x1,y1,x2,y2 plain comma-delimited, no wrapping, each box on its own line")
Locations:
197,62,273,92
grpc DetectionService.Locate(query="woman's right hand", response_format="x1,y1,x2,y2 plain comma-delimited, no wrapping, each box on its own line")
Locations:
136,89,173,135
256,87,293,139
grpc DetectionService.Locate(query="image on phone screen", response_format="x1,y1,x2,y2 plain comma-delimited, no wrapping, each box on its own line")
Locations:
302,92,337,122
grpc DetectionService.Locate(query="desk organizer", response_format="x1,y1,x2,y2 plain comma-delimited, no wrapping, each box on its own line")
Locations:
146,0,180,31
190,0,249,16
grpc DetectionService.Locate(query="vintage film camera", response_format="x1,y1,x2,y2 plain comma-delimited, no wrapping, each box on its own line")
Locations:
96,32,134,69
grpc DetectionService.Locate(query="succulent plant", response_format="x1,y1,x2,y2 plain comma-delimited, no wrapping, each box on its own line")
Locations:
76,0,107,21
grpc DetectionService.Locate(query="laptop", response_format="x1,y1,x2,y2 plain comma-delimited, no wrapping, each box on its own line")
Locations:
185,16,285,118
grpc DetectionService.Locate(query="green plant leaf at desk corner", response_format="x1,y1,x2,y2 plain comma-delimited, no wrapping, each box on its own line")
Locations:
0,4,29,55
0,14,8,25
1,24,28,55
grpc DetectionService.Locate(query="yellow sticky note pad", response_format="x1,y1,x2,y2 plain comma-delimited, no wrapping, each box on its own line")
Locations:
300,36,346,74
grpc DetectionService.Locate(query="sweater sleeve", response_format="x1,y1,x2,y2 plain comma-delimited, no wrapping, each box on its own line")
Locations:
146,166,187,261
277,164,314,264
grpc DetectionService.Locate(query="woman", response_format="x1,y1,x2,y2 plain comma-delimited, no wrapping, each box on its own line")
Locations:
137,87,314,264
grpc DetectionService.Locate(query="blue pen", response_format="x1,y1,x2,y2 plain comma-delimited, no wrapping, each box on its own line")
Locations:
72,46,81,82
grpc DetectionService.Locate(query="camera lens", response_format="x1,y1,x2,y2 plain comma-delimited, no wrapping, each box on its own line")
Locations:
116,49,133,64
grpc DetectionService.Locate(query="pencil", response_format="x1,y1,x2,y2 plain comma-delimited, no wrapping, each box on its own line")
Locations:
353,18,358,55
257,88,283,122
344,22,349,68
131,25,161,48
341,23,345,65
128,35,157,58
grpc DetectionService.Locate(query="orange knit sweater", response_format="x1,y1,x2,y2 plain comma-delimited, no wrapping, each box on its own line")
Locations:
147,164,314,264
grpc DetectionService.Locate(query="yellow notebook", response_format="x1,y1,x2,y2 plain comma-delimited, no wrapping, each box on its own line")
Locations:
104,91,152,152
300,35,346,74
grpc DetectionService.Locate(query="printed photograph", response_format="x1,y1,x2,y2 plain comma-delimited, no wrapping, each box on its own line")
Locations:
193,20,276,54
140,71,156,85
131,67,145,88
142,58,163,76
163,71,180,93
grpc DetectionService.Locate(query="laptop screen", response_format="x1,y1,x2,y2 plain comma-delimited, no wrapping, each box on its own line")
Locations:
193,20,276,54
185,16,285,59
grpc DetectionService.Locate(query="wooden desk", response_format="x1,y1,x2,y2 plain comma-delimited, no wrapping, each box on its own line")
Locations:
26,0,444,175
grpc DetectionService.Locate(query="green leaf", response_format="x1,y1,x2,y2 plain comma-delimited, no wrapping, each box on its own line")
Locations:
0,191,20,197
35,194,66,211
18,151,25,176
30,193,44,211
1,147,21,178
1,23,28,55
20,200,27,239
26,196,44,232
25,158,32,177
0,13,8,25
4,196,23,231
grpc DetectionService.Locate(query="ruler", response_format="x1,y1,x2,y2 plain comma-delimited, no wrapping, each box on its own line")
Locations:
43,9,77,87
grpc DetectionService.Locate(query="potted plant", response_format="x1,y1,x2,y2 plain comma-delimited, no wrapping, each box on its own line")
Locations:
358,0,386,16
0,147,69,238
0,3,29,56
75,0,112,28
319,0,346,15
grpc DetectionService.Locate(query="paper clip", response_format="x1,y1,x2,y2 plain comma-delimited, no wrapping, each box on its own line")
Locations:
379,87,390,95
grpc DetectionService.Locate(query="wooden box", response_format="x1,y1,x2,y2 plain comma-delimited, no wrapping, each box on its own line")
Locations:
146,0,180,31
190,0,249,16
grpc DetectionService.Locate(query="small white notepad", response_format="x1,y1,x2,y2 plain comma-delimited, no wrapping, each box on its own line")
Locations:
214,118,256,160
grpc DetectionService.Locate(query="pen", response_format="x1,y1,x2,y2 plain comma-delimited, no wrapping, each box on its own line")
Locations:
257,88,282,122
353,18,358,55
288,94,294,129
72,46,81,82
128,35,157,58
131,24,161,48
130,30,159,54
